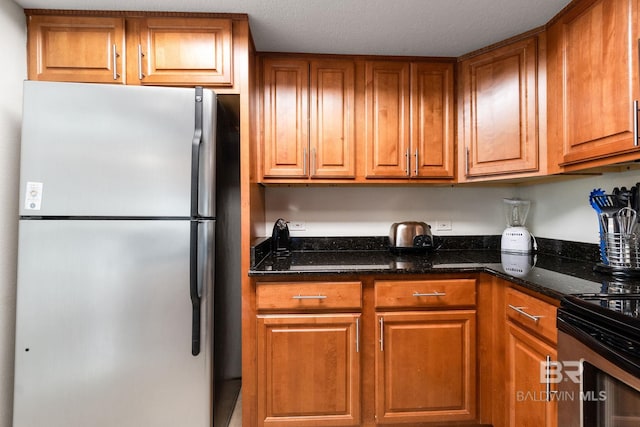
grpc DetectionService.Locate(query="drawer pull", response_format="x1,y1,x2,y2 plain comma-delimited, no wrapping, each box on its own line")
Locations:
413,291,446,297
508,304,542,323
292,294,327,300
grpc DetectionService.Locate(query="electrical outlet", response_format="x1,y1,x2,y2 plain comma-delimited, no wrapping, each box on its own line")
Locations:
435,220,452,231
288,221,306,231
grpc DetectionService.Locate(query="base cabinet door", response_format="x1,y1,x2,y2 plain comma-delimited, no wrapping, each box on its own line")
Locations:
375,310,477,424
506,323,557,427
257,314,361,427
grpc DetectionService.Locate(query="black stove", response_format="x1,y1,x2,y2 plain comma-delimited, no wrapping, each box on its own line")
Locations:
570,280,640,320
558,279,640,378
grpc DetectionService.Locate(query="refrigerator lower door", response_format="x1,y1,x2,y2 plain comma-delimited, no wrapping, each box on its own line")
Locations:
13,219,214,427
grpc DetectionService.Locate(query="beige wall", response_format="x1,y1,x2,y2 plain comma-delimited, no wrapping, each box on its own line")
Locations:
264,170,640,245
0,2,26,426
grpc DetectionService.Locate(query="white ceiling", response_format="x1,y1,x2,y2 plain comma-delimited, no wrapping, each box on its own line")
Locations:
13,0,572,57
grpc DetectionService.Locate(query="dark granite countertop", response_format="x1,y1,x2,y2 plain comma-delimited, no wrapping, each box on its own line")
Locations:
249,236,633,301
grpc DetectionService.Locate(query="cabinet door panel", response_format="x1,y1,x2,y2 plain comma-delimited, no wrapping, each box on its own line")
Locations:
365,61,411,178
550,0,640,165
461,37,538,177
138,18,232,86
411,62,455,178
262,59,309,178
507,323,557,427
310,60,356,178
28,15,125,84
375,311,476,424
257,314,360,427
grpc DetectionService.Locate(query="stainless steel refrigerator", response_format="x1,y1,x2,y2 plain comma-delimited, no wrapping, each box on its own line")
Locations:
14,81,217,427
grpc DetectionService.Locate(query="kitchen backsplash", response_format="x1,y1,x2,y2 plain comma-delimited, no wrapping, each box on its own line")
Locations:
250,235,600,268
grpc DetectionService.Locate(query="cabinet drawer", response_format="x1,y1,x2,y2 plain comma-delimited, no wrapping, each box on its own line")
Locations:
256,281,362,312
374,279,476,309
506,288,558,344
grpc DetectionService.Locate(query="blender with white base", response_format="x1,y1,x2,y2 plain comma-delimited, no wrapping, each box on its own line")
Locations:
501,198,535,253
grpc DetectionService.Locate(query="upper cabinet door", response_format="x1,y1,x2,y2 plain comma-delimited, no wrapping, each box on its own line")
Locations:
411,62,455,178
309,60,356,178
262,58,309,178
460,37,539,179
27,15,126,84
136,17,233,86
365,61,411,178
547,0,640,167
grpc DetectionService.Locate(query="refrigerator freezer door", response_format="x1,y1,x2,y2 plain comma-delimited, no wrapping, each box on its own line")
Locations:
13,219,214,427
19,81,216,218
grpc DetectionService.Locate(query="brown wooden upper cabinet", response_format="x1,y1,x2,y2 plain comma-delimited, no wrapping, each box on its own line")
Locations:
27,14,233,87
547,0,640,169
365,61,455,179
27,15,126,84
261,57,356,180
459,36,539,180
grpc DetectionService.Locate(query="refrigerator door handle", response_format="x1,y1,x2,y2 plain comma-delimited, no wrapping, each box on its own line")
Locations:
190,87,204,218
189,220,201,356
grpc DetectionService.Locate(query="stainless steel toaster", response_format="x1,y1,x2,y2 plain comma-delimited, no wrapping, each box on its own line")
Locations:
389,221,433,251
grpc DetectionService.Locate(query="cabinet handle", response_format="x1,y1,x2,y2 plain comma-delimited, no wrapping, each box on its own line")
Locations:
292,294,327,300
508,304,542,323
137,44,145,80
405,150,410,176
311,147,317,176
379,317,384,351
355,318,360,353
414,149,419,176
465,147,470,176
302,147,308,176
545,355,552,402
413,291,446,297
634,100,639,147
112,44,120,80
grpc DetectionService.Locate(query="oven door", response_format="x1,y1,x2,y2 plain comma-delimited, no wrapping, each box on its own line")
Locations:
558,317,640,427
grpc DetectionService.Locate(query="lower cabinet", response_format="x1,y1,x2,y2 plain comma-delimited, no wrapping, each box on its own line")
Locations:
374,279,477,424
255,281,362,427
257,314,361,427
252,277,565,427
375,310,477,424
504,287,558,427
506,323,557,427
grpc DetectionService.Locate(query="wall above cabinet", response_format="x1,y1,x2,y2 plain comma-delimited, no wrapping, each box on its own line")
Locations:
16,0,571,57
